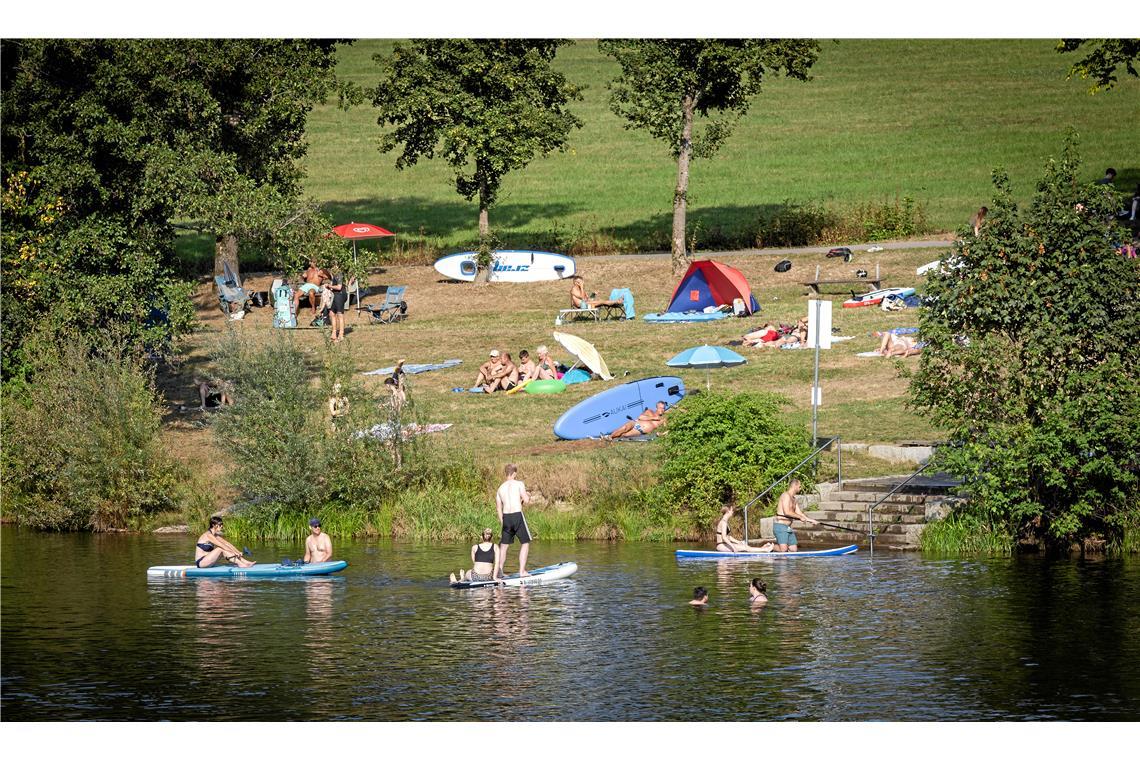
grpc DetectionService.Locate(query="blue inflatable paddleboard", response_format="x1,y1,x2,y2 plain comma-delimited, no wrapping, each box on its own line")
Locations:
553,376,685,440
644,311,729,323
147,560,348,578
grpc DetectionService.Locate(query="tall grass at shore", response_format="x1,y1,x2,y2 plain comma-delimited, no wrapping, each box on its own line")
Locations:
919,513,1014,556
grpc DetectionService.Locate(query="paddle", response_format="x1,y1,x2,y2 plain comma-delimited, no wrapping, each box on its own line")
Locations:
812,521,872,535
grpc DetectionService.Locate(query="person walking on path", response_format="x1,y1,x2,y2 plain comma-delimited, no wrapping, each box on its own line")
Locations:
495,463,532,577
773,479,818,553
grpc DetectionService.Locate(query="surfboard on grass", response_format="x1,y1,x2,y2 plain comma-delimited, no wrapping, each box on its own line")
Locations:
553,376,685,440
434,250,576,282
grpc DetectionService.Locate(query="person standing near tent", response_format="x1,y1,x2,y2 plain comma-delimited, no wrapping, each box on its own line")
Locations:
495,463,532,577
570,275,623,310
774,480,817,552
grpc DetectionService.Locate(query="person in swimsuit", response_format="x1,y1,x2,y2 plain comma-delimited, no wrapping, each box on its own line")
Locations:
304,518,333,563
689,587,709,606
474,350,502,390
741,323,783,347
328,271,347,342
486,352,519,392
774,479,818,553
569,275,624,310
875,331,922,358
532,346,558,380
714,505,775,553
450,528,502,584
516,350,538,382
194,516,254,568
495,463,532,577
603,401,669,440
293,260,329,316
749,578,768,605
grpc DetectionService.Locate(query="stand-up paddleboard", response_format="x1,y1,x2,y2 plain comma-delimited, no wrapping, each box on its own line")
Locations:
147,560,348,578
644,310,729,323
434,250,576,283
675,545,858,559
916,260,941,276
553,376,685,440
450,561,578,589
842,287,915,308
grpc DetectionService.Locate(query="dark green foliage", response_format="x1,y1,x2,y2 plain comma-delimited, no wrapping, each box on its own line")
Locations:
372,39,583,237
911,135,1140,549
1057,39,1140,92
657,391,814,531
0,332,205,530
1,39,354,376
210,334,432,526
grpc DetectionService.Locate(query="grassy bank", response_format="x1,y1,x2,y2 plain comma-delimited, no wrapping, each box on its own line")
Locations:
157,244,947,538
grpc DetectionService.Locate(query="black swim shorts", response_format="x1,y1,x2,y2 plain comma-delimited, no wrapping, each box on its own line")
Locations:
500,511,531,545
331,290,347,314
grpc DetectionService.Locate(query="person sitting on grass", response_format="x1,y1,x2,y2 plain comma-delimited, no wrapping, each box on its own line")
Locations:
689,587,709,607
194,516,254,569
486,352,519,392
450,528,502,584
516,350,538,382
715,505,775,553
875,331,923,358
474,350,503,391
570,275,624,310
603,401,669,440
533,345,558,380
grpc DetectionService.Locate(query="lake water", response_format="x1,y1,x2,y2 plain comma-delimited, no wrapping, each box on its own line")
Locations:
2,527,1138,721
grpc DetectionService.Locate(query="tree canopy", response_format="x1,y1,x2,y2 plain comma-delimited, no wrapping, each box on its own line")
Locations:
599,39,819,274
910,136,1140,550
1,39,354,376
372,39,583,244
1057,38,1140,92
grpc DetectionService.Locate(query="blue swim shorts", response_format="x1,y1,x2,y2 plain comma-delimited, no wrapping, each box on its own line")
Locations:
773,522,797,546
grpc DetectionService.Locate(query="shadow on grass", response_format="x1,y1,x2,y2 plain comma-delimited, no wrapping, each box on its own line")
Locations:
604,203,793,253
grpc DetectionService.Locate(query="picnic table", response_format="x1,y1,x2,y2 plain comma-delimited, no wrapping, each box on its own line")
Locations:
801,263,882,295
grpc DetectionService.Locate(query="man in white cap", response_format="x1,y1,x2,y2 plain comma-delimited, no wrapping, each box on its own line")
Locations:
473,349,502,391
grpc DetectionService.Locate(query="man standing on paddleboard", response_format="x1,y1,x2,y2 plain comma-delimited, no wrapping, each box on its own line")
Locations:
496,463,532,577
774,480,818,553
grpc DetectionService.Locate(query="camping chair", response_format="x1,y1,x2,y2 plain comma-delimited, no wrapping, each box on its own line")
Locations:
600,288,635,320
362,285,408,324
346,277,367,312
215,275,249,316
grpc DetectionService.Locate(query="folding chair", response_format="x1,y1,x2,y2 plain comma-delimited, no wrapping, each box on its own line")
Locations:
362,285,408,324
215,275,249,316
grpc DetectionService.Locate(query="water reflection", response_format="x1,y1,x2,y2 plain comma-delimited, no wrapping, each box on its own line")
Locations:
2,528,1140,721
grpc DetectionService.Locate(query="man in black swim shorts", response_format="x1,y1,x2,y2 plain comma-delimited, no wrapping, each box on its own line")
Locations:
495,463,532,576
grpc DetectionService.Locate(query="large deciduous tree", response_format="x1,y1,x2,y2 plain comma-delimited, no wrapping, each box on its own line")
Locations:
910,137,1140,551
1057,38,1140,92
599,39,819,275
1,39,354,374
372,39,582,258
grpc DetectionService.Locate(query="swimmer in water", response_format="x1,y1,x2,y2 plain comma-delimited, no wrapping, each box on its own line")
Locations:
689,586,709,607
749,578,768,605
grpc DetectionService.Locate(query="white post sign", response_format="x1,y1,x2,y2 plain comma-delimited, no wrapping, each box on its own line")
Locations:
807,299,832,349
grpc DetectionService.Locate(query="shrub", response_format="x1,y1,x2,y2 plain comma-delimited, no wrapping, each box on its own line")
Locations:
657,391,814,532
1,332,204,530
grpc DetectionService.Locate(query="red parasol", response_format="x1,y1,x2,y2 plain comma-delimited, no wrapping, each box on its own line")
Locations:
332,222,395,240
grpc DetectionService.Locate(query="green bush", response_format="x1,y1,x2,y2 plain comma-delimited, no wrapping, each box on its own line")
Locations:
657,391,814,533
1,332,206,530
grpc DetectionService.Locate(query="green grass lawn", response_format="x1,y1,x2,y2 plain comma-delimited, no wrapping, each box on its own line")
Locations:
291,39,1139,256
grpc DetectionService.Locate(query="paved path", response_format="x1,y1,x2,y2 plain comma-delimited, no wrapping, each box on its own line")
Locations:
593,237,956,261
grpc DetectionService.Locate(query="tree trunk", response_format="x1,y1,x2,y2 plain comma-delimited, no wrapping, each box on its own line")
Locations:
671,96,695,277
214,234,240,280
473,183,492,284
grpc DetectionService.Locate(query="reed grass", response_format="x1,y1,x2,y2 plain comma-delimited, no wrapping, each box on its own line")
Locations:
919,512,1014,556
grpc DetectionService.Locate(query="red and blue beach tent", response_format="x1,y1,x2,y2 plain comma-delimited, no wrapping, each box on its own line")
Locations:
663,260,760,315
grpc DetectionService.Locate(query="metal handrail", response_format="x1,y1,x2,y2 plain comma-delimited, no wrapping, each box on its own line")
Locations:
865,458,937,556
742,436,841,543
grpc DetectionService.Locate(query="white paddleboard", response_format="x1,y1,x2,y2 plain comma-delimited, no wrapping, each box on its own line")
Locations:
434,250,576,283
916,260,941,276
450,561,578,589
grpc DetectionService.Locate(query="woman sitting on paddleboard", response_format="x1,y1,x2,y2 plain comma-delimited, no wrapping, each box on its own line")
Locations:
450,529,501,584
194,516,255,569
715,506,775,553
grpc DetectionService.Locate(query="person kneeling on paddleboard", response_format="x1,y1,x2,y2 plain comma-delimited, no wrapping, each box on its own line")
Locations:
774,480,818,553
194,516,255,569
715,506,775,553
450,528,502,584
496,463,532,577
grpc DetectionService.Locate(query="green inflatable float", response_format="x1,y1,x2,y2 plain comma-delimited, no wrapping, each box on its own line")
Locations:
524,379,567,395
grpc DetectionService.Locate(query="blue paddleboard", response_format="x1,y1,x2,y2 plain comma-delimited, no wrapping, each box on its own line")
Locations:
553,376,685,440
674,545,858,559
147,560,348,578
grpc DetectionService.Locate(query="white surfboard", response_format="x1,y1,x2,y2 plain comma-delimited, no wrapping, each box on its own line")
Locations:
434,250,577,283
916,260,941,276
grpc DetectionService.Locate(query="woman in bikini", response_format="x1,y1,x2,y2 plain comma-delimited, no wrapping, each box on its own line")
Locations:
194,516,255,568
715,506,774,553
450,528,501,584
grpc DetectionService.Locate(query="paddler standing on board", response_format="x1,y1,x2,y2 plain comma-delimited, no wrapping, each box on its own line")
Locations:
774,480,818,553
495,463,532,577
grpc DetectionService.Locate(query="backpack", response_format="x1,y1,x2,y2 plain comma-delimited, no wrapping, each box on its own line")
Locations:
774,259,792,273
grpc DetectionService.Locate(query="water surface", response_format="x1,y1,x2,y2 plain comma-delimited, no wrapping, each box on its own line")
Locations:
2,528,1137,720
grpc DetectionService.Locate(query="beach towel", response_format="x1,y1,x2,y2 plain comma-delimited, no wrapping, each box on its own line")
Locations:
365,359,462,376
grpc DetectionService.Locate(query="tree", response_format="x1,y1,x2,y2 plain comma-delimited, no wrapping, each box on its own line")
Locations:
599,39,819,275
1,39,356,374
372,39,582,260
910,136,1140,551
657,391,813,533
1057,39,1140,92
